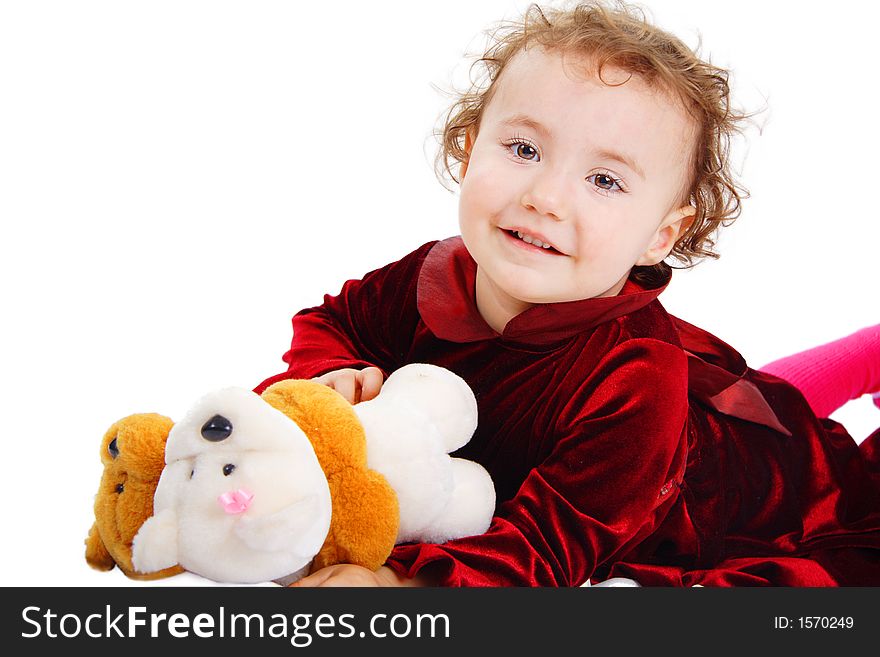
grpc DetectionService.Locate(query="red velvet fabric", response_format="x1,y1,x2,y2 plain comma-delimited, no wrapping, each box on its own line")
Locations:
255,237,880,586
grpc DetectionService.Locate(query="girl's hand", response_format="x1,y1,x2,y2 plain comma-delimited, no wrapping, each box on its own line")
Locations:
289,565,418,587
311,367,384,404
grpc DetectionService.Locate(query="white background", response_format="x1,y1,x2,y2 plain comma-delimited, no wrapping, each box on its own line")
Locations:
1,0,877,586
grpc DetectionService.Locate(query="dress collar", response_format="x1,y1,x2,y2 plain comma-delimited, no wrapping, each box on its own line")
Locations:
416,236,670,345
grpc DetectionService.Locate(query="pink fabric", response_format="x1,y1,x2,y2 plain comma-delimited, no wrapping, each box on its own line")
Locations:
760,325,880,418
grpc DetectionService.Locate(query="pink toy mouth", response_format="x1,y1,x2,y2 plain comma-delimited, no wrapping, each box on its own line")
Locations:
218,488,254,514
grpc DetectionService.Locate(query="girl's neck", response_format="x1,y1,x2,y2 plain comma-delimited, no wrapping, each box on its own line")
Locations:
474,267,535,334
473,266,632,334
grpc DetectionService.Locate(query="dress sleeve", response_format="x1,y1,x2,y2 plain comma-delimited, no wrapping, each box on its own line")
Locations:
385,338,691,586
254,242,435,393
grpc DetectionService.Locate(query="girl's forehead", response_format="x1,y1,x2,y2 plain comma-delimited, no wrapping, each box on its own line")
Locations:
486,48,695,165
493,47,666,113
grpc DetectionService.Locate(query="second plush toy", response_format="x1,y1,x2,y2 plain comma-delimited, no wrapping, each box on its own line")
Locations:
85,413,183,580
131,364,495,585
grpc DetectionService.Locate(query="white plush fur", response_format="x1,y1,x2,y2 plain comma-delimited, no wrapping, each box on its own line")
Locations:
413,458,495,544
584,577,642,587
375,363,479,452
354,364,494,544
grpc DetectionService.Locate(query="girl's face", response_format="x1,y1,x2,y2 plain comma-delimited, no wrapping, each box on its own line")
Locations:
458,48,696,323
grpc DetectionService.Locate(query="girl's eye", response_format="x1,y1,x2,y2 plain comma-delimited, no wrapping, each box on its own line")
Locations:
587,172,625,193
505,140,540,162
515,143,538,161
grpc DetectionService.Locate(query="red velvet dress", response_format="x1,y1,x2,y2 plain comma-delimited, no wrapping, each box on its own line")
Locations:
255,237,880,586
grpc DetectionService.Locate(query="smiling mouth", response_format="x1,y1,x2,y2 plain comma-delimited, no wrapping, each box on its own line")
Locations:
504,229,563,255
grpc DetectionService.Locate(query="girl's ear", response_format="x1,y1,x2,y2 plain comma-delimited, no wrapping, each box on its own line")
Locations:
636,205,696,266
459,127,476,181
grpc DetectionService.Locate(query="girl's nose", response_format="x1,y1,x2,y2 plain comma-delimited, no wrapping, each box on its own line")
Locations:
520,169,568,221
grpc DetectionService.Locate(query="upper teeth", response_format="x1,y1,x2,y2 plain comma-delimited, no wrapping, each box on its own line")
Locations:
516,231,551,249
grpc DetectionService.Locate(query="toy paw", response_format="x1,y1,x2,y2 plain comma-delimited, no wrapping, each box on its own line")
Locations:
413,458,495,544
377,363,478,452
132,509,180,574
234,493,328,556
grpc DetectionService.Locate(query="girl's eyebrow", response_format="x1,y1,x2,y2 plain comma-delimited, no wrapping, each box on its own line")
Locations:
502,114,554,138
595,148,645,180
501,114,645,180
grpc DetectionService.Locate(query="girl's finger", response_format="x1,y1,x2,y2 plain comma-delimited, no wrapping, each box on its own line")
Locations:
333,373,356,404
359,367,384,402
289,568,333,587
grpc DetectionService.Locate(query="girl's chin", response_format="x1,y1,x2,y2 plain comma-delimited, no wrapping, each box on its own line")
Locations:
493,275,617,304
492,281,567,306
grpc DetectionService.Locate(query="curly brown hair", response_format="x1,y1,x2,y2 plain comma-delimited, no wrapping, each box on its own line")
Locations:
436,1,750,285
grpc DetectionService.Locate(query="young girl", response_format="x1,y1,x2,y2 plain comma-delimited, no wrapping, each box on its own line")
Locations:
255,2,880,586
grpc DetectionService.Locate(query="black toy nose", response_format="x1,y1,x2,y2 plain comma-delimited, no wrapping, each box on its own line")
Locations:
201,414,233,442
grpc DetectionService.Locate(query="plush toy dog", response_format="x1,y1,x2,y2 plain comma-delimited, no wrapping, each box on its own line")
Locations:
130,364,495,585
85,413,183,580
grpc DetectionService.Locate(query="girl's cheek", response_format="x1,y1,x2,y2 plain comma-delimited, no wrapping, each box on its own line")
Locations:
460,184,490,218
477,176,510,210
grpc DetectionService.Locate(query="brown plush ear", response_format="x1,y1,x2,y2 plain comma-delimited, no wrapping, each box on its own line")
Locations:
89,413,183,580
261,380,399,571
